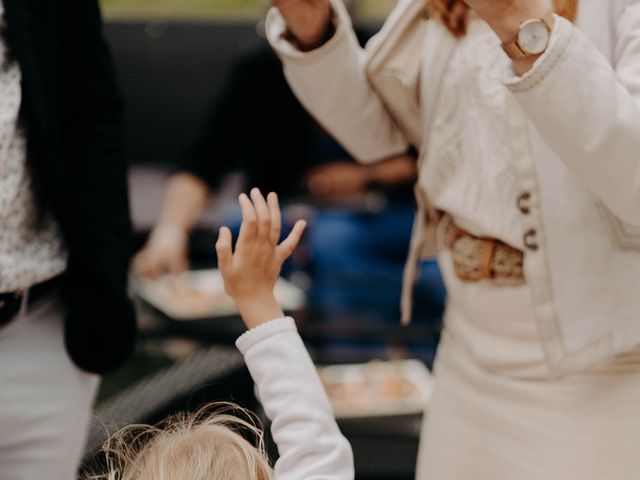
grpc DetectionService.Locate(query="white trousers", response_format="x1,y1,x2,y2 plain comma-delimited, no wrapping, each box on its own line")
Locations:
416,252,640,479
0,292,100,480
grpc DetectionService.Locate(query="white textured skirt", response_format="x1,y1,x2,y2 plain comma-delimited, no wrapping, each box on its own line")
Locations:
416,251,640,480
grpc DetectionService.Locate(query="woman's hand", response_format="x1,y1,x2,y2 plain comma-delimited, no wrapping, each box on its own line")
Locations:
133,225,189,279
306,155,417,201
216,188,307,329
272,0,333,50
306,162,370,199
133,172,210,279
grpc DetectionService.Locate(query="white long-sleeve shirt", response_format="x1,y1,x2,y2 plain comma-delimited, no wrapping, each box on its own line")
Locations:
236,317,354,479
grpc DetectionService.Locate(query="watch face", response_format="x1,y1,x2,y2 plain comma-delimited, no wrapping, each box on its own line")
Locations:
518,19,550,55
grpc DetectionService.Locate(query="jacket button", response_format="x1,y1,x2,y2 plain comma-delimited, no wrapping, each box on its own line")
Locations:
523,229,539,251
517,192,531,214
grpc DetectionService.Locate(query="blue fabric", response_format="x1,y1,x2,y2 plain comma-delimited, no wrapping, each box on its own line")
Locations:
307,205,445,323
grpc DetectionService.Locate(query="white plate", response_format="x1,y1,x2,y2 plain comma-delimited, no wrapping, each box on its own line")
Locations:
318,359,434,419
132,269,306,321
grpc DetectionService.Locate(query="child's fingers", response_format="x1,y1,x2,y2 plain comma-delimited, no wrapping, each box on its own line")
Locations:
237,193,257,248
215,227,233,275
250,188,270,241
267,192,281,244
277,220,307,261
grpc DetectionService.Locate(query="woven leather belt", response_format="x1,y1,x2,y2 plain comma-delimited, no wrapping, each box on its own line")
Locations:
442,217,525,285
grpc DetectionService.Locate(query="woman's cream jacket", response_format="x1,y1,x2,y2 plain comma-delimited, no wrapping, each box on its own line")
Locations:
266,0,640,374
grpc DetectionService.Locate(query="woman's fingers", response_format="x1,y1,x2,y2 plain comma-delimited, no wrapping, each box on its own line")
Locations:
215,226,233,275
267,192,282,244
277,220,307,261
250,188,271,241
237,193,257,249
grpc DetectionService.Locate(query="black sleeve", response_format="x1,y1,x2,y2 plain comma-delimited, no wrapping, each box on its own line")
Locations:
59,0,136,374
61,0,130,231
178,49,266,190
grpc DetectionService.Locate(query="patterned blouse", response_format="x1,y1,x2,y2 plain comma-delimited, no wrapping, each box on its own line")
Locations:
0,5,67,293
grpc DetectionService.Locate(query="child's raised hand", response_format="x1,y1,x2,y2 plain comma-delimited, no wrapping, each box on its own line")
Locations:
216,188,307,329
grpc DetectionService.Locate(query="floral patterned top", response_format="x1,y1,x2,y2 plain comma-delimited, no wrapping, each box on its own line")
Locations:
0,4,66,293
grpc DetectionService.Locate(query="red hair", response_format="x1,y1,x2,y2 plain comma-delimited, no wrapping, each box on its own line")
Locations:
427,0,579,37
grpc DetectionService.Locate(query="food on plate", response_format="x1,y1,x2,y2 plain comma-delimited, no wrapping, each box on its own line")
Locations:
318,360,432,418
132,269,306,320
165,277,233,313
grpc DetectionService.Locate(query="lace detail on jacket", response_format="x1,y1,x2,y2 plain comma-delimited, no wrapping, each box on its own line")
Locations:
422,20,525,250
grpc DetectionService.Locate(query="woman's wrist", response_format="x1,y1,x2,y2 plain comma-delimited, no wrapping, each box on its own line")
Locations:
471,0,553,76
150,223,189,248
471,0,552,43
512,55,542,77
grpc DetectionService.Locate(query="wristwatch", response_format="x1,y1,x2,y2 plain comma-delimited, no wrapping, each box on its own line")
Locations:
502,13,555,59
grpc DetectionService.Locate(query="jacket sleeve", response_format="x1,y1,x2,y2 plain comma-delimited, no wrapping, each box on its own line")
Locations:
503,8,640,226
60,0,137,374
236,317,354,480
265,0,409,163
62,0,130,232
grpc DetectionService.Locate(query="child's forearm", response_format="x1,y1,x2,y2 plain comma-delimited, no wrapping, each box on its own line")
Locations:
236,294,285,330
236,318,354,479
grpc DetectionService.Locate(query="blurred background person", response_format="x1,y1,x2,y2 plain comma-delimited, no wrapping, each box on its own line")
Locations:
0,0,136,478
133,31,446,350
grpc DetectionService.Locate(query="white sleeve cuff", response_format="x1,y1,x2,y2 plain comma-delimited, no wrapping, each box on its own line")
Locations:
235,316,298,355
502,14,574,92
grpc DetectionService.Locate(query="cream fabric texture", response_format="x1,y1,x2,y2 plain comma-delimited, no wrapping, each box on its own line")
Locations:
423,20,525,250
415,251,640,479
266,0,640,373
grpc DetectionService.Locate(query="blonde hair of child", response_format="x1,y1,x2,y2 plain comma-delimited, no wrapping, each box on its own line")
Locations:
84,403,273,480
